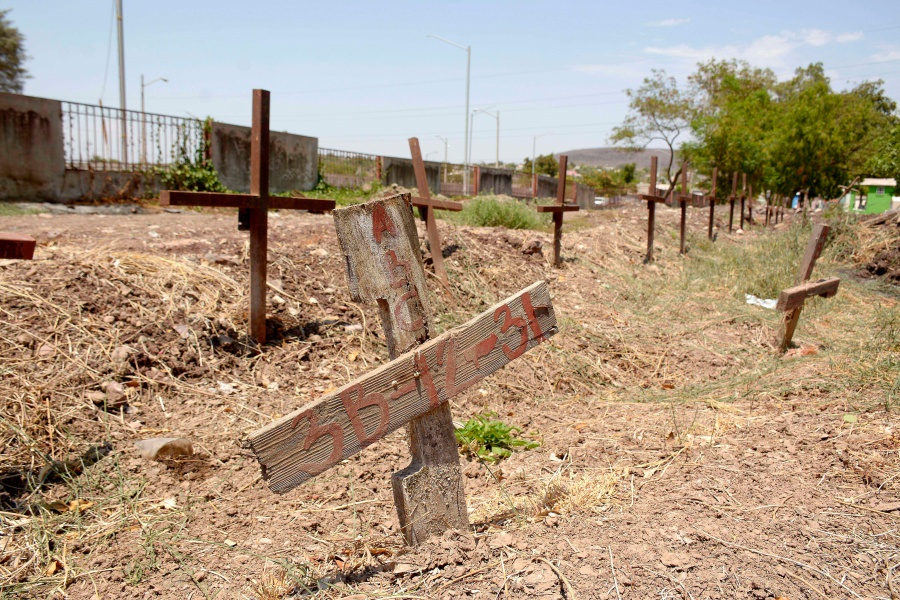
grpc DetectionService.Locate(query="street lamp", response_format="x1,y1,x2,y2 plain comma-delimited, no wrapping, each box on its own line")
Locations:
532,133,549,198
427,34,470,194
473,108,499,167
141,75,168,165
435,135,449,182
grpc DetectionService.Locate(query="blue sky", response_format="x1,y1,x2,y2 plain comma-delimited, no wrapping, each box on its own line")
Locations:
8,1,900,164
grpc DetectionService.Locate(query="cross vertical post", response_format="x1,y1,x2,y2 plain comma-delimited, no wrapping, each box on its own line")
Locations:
0,232,36,260
740,173,747,230
747,184,754,227
408,137,463,288
639,155,667,263
676,163,690,254
707,167,718,240
728,172,737,233
249,89,270,344
535,155,580,267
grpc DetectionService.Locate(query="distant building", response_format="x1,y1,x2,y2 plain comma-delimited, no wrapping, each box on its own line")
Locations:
846,178,898,214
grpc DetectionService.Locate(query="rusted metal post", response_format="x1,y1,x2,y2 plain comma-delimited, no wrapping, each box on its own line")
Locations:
647,156,658,262
747,184,754,227
728,172,737,233
708,167,718,240
375,156,383,182
532,173,538,199
473,165,481,196
678,164,688,254
553,155,567,267
249,89,270,345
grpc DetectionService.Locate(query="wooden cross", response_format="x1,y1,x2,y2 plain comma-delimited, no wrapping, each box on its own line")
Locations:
0,232,36,260
408,137,462,287
159,89,335,345
639,155,668,263
675,163,691,254
707,167,718,240
246,193,558,546
776,224,840,351
727,172,738,233
747,184,754,227
536,155,580,267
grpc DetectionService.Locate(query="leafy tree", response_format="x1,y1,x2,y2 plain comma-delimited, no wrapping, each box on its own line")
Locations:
866,123,900,182
0,10,28,93
610,69,692,191
521,153,558,177
620,162,637,185
579,165,637,196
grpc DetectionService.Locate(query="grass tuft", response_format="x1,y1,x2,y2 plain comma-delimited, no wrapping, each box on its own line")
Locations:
446,196,550,230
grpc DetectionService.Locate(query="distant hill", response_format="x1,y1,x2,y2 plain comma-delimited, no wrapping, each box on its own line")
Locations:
555,147,679,171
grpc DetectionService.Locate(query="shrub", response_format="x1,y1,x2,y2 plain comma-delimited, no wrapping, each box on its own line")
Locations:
448,196,549,230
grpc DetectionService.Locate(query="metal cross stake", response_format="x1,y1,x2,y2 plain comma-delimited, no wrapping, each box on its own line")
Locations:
158,89,336,345
536,154,580,267
728,172,738,233
408,137,462,287
776,224,840,351
675,163,691,254
0,232,36,260
246,193,558,545
639,155,668,263
739,173,747,230
707,167,718,240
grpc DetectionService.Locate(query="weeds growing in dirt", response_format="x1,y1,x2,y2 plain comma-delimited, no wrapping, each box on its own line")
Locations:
455,412,539,463
446,196,549,230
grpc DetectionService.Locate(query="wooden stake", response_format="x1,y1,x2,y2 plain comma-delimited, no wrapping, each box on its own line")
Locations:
708,168,718,240
640,156,667,263
535,155,580,267
728,172,737,233
778,224,834,351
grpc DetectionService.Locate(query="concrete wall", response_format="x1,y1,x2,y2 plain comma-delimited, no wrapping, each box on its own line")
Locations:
574,182,594,209
211,122,317,193
381,156,441,193
0,92,65,201
536,174,558,199
476,166,513,196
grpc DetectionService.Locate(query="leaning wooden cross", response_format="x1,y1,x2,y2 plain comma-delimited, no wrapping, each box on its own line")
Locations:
408,137,463,286
159,89,336,344
536,154,580,267
776,224,840,351
707,167,718,240
0,232,36,260
246,194,558,545
639,155,668,263
675,163,691,254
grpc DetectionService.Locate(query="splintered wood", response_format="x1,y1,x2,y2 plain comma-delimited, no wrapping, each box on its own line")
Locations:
246,279,557,493
334,192,464,544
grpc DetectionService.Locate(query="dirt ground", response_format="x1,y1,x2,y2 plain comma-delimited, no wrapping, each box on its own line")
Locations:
1,200,899,600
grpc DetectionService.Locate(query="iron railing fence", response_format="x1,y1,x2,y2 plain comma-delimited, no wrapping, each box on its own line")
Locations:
61,101,203,172
318,148,379,188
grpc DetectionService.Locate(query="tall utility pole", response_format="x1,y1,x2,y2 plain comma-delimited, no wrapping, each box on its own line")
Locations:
436,135,449,182
427,35,470,194
116,0,127,166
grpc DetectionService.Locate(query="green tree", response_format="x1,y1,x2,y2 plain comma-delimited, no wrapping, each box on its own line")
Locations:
611,69,693,191
621,162,637,185
0,10,28,93
521,153,559,177
867,123,900,182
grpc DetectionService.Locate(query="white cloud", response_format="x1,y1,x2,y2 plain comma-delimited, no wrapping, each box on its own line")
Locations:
645,18,690,27
642,28,864,74
868,48,900,62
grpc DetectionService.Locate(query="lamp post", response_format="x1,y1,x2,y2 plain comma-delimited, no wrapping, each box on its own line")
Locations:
115,0,127,165
473,108,499,167
427,34,470,194
140,75,168,165
435,135,449,182
532,133,549,198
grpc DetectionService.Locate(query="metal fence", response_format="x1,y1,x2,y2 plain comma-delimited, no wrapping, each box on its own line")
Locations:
318,148,379,188
61,101,204,171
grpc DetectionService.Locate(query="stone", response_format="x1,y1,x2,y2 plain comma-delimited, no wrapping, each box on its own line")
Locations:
310,247,329,258
111,346,132,363
105,382,127,406
522,238,543,256
135,437,194,460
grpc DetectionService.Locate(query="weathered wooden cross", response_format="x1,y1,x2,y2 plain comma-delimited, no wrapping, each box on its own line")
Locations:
739,173,748,230
246,193,558,545
747,184,754,227
639,155,668,263
536,154,580,267
707,167,718,240
727,172,738,233
776,224,840,351
408,137,463,287
159,89,335,345
0,232,36,260
675,163,691,254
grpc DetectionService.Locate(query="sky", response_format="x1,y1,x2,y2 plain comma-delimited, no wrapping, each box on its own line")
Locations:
8,1,900,165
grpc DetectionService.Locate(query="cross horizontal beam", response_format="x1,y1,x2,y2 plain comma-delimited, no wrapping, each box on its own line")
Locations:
245,280,557,493
536,204,580,213
776,277,840,312
0,232,36,260
410,196,463,212
160,191,335,212
638,193,668,203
